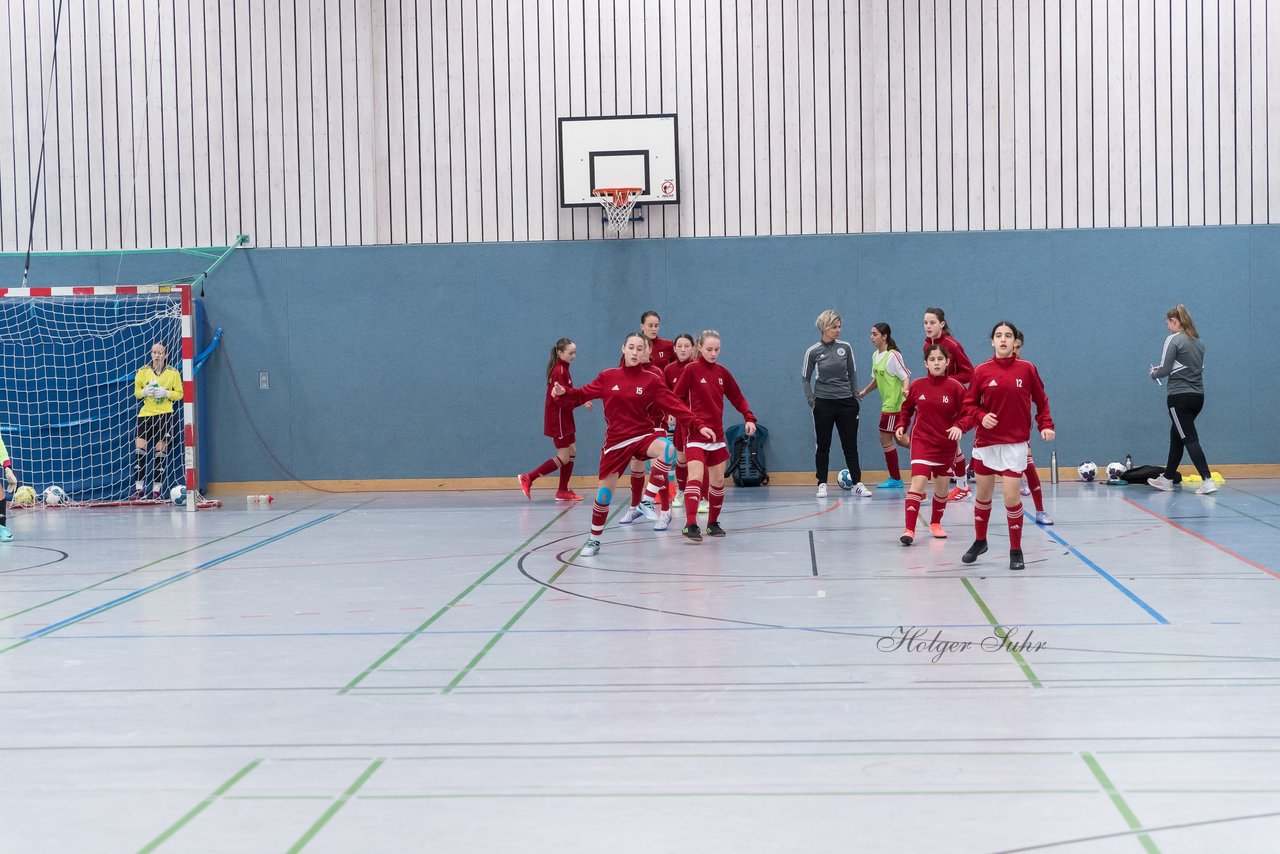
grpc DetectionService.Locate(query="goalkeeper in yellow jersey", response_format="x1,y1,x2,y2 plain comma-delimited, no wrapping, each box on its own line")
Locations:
133,342,183,500
0,434,18,541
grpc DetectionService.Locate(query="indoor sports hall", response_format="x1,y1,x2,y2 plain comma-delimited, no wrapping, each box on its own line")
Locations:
1,3,1278,853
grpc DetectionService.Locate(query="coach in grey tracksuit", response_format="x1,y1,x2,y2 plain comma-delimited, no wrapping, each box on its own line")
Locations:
1149,304,1214,488
802,310,866,494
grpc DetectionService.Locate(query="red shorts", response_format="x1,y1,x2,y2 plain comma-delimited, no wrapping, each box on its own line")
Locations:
910,462,952,479
971,457,1023,479
598,433,663,479
672,423,688,452
551,433,576,450
878,411,902,433
685,444,729,467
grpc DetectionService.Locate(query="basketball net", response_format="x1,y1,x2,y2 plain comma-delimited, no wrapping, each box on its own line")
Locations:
593,187,641,233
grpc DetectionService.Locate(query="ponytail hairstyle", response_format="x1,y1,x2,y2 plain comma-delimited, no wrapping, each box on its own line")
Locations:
873,322,899,352
923,343,949,362
696,329,721,347
1167,304,1198,339
924,306,950,335
546,337,574,381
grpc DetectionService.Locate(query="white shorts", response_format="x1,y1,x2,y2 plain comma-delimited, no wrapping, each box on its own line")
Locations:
971,442,1029,475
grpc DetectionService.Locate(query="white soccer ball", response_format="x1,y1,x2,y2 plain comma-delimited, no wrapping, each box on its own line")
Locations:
1077,462,1098,482
43,485,67,505
170,486,186,506
837,469,854,490
1105,461,1127,481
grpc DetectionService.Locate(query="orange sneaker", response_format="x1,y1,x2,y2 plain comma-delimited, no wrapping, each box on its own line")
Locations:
929,523,948,538
517,473,532,499
555,490,583,501
899,529,914,546
946,485,971,501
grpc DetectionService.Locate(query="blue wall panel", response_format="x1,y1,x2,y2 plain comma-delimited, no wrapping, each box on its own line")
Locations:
3,226,1277,484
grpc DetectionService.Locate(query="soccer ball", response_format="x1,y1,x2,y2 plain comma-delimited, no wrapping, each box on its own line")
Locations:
43,485,67,505
837,469,854,490
1105,461,1127,481
1077,462,1098,482
170,486,187,506
12,485,36,506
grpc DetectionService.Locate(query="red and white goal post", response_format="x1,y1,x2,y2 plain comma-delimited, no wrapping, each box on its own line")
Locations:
0,284,218,511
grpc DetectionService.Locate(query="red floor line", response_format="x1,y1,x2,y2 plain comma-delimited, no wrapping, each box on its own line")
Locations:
742,499,842,531
1124,497,1280,580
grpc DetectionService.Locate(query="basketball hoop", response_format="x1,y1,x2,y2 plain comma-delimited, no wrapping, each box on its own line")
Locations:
593,187,642,233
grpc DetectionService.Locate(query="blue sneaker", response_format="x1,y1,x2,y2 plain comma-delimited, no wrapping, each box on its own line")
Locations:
877,478,904,488
0,525,12,542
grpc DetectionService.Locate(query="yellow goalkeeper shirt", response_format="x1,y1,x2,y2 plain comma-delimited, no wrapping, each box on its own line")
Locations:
135,365,183,416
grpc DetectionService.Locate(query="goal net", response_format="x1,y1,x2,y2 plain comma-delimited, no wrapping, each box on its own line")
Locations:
0,284,207,511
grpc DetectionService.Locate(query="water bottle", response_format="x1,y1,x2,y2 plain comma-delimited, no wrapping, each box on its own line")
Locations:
1049,450,1059,484
246,494,273,504
1125,453,1133,470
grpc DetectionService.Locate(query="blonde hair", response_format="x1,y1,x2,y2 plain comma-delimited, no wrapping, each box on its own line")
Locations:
815,310,842,333
1167,304,1198,339
697,329,721,347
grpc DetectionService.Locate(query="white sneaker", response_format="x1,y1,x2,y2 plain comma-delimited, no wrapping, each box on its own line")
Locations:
1035,510,1054,525
697,500,709,515
618,507,644,524
637,499,658,520
654,510,672,531
851,482,873,497
581,538,601,556
672,490,685,507
1147,475,1175,492
816,483,828,498
1195,480,1219,495
1019,483,1031,496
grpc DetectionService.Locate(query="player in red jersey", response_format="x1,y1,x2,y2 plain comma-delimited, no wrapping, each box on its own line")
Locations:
553,332,715,556
895,344,972,545
664,334,697,506
672,331,757,541
618,310,676,372
923,306,976,500
960,321,1055,571
620,337,675,521
1013,331,1052,525
518,338,592,501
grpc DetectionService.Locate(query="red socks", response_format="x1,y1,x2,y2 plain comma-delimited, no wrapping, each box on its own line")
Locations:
645,459,672,511
630,471,646,506
1024,455,1044,512
707,484,724,524
1006,504,1024,549
883,445,901,480
684,483,702,527
530,457,559,481
930,496,947,525
558,459,575,492
904,490,924,531
974,499,992,540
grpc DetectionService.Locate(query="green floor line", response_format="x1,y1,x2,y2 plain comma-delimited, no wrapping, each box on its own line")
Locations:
338,508,574,694
285,759,384,854
136,759,261,854
0,503,323,625
960,577,1043,687
442,509,622,694
1081,752,1161,854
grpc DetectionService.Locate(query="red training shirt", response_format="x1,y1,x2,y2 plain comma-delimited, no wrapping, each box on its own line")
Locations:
965,356,1054,447
923,333,974,386
544,360,575,440
561,364,705,451
672,359,756,444
898,374,972,464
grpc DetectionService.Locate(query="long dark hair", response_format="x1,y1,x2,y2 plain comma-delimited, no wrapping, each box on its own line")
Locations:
989,320,1020,340
546,337,573,381
873,322,899,352
923,343,949,362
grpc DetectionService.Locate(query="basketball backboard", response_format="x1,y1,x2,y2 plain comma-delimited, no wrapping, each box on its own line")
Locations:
558,114,679,208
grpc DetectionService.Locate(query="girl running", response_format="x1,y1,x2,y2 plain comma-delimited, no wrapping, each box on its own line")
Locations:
894,345,970,545
552,333,715,556
664,334,697,506
672,331,757,541
858,322,910,488
1012,331,1052,524
922,307,975,501
519,338,590,501
1148,304,1216,494
960,321,1055,571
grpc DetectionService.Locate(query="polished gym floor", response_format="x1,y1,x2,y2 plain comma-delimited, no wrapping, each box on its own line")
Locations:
2,479,1278,853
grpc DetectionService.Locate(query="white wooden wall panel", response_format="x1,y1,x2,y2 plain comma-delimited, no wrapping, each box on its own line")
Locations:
3,0,1280,252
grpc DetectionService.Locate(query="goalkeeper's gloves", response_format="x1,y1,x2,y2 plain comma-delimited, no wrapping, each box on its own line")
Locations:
149,385,168,400
3,467,16,489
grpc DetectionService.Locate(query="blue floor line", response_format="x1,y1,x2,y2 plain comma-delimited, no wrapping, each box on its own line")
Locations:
1041,527,1169,624
21,513,341,642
